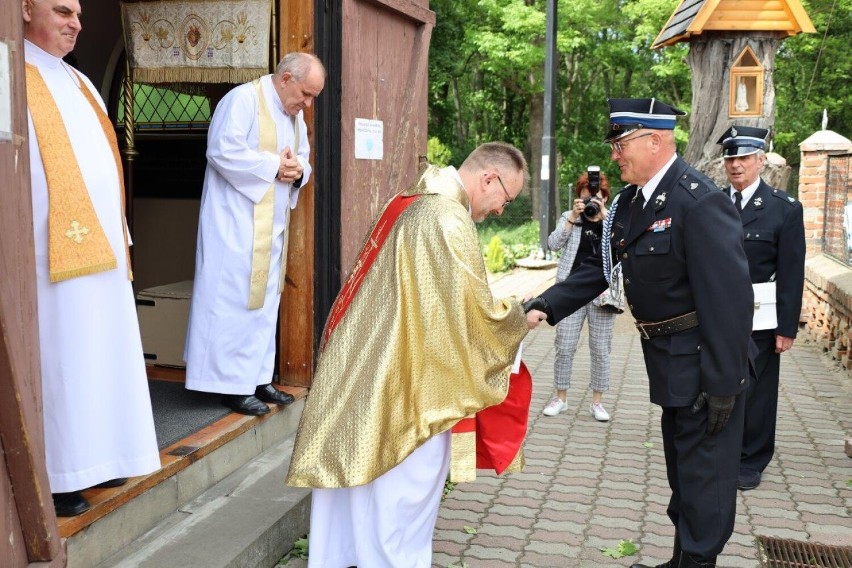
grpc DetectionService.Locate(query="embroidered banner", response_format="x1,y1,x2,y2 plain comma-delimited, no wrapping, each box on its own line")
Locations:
120,0,271,84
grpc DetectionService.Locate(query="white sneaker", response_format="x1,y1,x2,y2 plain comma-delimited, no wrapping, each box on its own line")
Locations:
590,402,610,422
542,396,568,416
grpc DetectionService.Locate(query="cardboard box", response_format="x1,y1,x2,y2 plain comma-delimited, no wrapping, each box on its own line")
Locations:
136,280,193,368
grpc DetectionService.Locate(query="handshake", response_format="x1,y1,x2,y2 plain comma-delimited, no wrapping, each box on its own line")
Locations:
522,296,551,330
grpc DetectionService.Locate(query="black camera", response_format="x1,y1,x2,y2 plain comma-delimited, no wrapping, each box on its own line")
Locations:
582,197,601,219
583,166,602,219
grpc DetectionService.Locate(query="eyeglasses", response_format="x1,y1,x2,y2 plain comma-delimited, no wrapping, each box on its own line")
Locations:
610,132,654,155
495,175,513,208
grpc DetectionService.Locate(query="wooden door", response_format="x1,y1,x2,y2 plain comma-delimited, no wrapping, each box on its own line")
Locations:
0,0,65,565
339,0,435,273
278,0,434,387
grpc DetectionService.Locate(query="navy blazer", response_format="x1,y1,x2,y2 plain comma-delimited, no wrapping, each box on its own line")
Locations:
540,156,754,406
732,180,806,338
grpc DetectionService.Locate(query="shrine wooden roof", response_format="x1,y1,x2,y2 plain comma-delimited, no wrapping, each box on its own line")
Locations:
652,0,816,48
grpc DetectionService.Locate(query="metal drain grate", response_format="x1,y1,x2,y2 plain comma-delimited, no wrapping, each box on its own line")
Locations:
757,536,852,568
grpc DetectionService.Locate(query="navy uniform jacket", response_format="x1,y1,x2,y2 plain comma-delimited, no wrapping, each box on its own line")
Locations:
540,156,754,407
734,180,805,338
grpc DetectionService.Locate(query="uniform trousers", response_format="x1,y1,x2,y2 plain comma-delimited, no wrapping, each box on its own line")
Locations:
307,431,450,568
553,302,615,392
661,394,745,560
741,331,780,474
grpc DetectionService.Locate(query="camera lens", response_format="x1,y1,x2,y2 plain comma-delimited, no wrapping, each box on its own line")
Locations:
583,199,601,219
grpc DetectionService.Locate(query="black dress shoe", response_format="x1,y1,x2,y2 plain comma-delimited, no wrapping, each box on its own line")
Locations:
738,469,761,490
222,394,270,415
679,552,716,567
53,491,91,517
255,383,295,406
92,478,128,489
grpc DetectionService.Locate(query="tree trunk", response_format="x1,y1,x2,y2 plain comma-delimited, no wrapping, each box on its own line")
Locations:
684,32,781,185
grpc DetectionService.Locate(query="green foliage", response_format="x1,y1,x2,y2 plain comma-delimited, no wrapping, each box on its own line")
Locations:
427,136,453,167
775,0,852,168
479,221,541,272
429,0,851,220
463,526,478,534
601,539,639,559
443,478,456,501
278,536,309,564
484,235,509,273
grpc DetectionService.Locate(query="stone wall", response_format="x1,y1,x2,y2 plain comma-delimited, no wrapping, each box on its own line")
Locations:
797,129,852,369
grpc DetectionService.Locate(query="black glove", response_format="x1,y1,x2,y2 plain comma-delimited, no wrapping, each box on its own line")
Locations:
522,296,552,318
690,392,736,435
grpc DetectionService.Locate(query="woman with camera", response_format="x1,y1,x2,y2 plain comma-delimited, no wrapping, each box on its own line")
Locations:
542,169,617,421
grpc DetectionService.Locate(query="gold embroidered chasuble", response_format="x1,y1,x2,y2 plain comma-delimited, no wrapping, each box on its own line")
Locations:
286,167,528,489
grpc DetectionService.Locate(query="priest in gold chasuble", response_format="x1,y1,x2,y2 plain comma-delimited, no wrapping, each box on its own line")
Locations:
286,143,534,568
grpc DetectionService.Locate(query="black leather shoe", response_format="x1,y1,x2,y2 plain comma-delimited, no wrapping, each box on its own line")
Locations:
738,470,761,490
222,394,270,415
255,383,295,406
53,491,90,517
92,478,128,489
679,552,716,567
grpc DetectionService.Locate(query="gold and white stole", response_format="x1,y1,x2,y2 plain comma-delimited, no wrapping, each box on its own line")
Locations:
25,63,133,282
248,78,299,309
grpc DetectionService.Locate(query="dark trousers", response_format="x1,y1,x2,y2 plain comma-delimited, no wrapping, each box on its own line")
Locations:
741,331,780,474
661,394,745,561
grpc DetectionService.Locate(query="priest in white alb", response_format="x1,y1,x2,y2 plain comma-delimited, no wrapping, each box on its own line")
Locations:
184,53,326,416
23,0,160,517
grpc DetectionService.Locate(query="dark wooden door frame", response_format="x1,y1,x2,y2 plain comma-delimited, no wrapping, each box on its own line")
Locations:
0,1,66,565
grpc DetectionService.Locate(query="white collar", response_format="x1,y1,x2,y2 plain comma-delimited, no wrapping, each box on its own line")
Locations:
730,177,761,206
640,154,677,204
24,39,64,69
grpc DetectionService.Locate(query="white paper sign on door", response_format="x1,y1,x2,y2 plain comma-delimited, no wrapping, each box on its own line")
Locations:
354,118,383,160
0,41,12,142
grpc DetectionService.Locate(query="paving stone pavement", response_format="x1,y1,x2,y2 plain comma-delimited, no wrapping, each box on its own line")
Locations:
432,269,852,568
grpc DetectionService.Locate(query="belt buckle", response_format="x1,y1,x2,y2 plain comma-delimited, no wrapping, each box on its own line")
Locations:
636,321,651,340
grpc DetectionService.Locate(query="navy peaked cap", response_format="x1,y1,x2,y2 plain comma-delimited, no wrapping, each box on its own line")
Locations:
605,98,686,142
717,125,769,158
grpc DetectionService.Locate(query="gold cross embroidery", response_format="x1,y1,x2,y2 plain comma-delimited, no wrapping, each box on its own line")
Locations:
65,221,90,244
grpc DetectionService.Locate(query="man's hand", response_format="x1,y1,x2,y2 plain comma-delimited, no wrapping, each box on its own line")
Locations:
775,335,794,353
277,146,303,182
690,392,736,435
526,309,547,330
522,296,550,315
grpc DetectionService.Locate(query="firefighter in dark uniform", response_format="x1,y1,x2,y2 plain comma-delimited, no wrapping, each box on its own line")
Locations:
717,125,806,491
524,99,753,568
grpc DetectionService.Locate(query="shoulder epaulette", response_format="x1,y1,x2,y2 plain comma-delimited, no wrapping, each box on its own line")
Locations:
678,173,713,200
770,188,798,206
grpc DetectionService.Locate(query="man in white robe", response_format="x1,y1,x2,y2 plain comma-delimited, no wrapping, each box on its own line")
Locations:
23,0,160,517
185,53,325,415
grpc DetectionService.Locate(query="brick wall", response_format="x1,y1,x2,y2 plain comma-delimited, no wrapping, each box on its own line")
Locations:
798,130,852,369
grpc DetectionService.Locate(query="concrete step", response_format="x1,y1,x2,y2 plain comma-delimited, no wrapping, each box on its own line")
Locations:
67,399,310,568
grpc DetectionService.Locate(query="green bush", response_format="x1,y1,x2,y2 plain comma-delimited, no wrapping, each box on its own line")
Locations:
479,220,541,273
484,235,509,273
427,136,453,167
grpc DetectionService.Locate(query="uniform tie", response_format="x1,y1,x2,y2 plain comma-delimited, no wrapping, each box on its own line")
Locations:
629,189,646,231
733,191,743,215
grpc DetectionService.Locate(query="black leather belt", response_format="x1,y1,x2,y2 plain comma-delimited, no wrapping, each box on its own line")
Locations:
635,311,699,340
